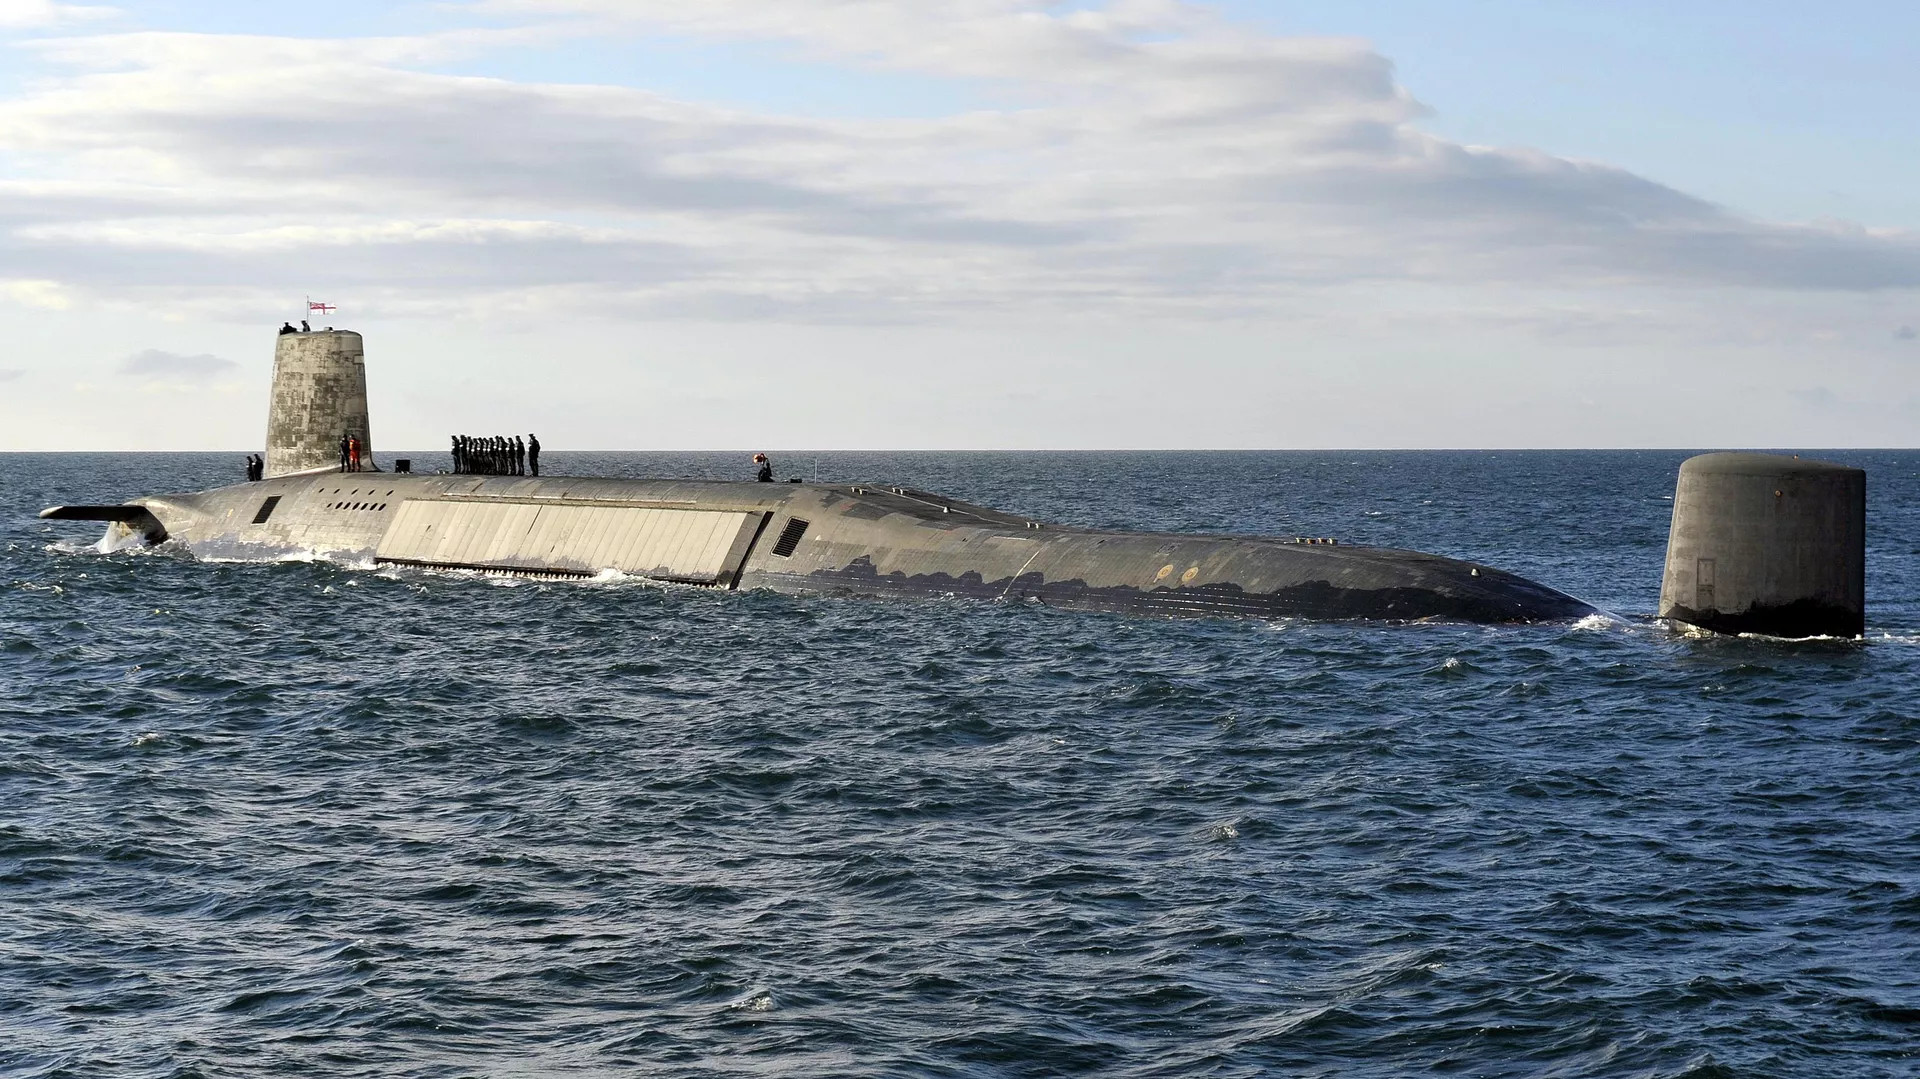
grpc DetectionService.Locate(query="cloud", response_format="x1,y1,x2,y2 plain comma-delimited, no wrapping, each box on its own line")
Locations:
1789,386,1841,409
1898,325,1917,340
117,348,238,379
0,5,1912,325
0,0,116,29
1,278,73,308
0,367,22,381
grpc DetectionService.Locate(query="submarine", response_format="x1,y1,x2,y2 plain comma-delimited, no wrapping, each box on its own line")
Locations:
41,328,1595,624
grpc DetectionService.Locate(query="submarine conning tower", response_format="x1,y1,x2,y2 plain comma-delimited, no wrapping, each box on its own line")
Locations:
1659,452,1865,639
265,329,372,477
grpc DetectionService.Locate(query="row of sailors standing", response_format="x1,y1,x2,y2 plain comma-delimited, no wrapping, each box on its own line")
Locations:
453,434,540,477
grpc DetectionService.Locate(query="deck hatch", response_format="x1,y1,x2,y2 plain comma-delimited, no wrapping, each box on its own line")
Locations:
251,496,281,524
771,517,810,557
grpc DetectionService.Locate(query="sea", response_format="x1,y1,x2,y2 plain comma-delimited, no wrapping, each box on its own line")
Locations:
2,449,1917,1078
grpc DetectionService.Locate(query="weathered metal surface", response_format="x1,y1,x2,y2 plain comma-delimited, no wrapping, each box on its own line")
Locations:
1658,452,1865,638
265,331,373,477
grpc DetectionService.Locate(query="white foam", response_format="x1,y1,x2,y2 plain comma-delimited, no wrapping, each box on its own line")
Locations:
94,525,145,554
1656,617,1870,644
201,550,318,564
724,990,775,1012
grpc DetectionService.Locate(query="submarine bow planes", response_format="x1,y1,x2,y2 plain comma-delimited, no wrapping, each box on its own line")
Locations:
40,328,1595,624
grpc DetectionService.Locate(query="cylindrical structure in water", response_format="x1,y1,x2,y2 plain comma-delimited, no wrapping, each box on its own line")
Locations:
1658,452,1864,638
264,330,372,477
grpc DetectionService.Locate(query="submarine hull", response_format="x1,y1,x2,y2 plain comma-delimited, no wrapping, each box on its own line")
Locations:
46,471,1593,624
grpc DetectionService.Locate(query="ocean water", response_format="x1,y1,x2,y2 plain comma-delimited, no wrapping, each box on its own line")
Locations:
3,449,1917,1078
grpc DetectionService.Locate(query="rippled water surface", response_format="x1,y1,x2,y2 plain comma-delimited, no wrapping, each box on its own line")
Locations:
4,450,1918,1078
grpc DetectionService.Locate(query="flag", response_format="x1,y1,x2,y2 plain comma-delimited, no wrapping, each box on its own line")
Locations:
308,301,337,314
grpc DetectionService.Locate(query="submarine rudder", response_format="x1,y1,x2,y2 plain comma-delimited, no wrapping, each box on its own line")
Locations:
1658,452,1865,638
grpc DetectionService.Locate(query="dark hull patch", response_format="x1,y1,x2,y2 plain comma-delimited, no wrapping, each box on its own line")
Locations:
769,557,1593,624
1663,599,1863,639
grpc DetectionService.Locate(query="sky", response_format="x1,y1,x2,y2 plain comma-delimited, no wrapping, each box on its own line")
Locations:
0,0,1915,450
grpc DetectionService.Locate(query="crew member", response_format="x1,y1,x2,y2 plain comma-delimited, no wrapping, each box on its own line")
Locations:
278,322,296,335
527,433,540,477
347,435,362,473
513,435,525,476
338,432,350,472
301,319,312,333
754,453,773,483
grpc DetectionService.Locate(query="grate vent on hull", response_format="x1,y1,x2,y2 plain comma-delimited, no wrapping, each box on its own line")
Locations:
771,517,810,558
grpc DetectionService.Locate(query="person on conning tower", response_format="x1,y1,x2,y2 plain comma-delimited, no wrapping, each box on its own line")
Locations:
753,453,773,483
